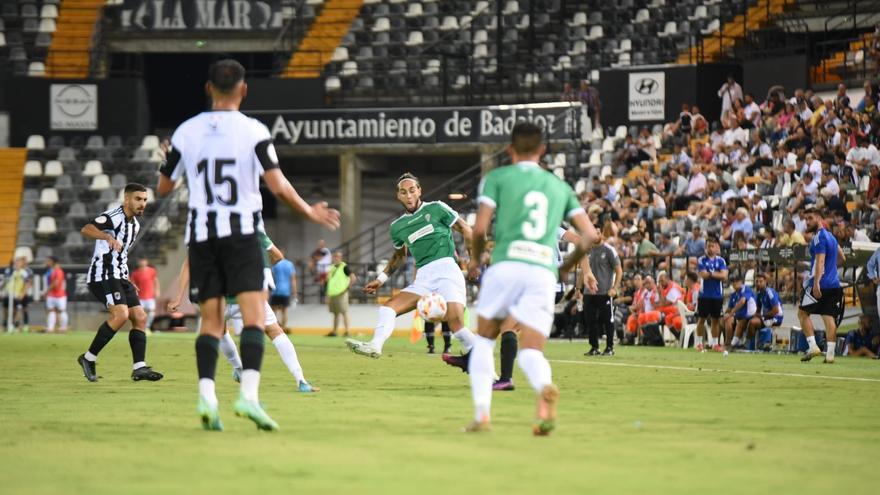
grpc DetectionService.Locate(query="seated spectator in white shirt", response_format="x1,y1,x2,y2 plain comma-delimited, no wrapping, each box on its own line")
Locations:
787,171,818,214
820,169,840,199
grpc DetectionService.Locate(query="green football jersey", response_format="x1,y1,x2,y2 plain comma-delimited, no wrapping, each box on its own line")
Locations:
389,201,459,268
478,162,583,275
225,231,274,305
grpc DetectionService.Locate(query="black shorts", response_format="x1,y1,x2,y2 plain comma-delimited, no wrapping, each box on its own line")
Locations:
89,279,141,308
799,287,843,317
269,295,291,307
13,296,29,308
189,234,264,302
696,297,723,319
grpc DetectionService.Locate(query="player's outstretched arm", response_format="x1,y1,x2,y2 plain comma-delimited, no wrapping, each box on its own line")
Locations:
81,223,122,252
364,246,406,294
264,169,341,230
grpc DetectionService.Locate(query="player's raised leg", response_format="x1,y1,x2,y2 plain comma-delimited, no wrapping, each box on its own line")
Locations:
347,292,418,358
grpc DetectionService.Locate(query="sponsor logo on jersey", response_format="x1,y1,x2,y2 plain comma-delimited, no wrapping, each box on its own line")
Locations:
508,240,553,265
408,224,435,244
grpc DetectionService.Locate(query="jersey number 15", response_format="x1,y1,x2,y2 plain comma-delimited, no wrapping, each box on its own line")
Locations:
197,158,238,206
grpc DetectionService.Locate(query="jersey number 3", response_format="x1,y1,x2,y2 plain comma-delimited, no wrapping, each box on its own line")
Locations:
522,191,548,240
197,158,238,206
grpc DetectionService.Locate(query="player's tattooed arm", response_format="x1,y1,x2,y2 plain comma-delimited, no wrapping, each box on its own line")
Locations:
364,246,406,294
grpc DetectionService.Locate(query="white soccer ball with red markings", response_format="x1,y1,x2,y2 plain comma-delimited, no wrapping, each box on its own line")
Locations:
417,292,447,322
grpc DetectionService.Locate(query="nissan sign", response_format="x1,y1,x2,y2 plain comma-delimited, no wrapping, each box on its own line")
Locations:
628,72,665,121
50,84,98,130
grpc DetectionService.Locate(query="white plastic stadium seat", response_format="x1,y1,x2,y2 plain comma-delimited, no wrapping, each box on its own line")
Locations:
601,137,615,153
587,25,603,40
28,62,45,77
569,12,587,27
331,46,348,62
589,150,601,166
24,161,42,177
634,9,650,23
689,5,708,20
677,301,696,348
325,76,341,92
36,217,57,235
658,21,676,37
405,31,424,47
614,39,632,54
43,160,63,177
701,19,720,34
26,135,45,150
615,125,628,139
14,247,34,263
372,17,390,32
404,3,423,17
590,69,600,83
41,4,59,18
340,61,358,77
422,59,441,75
502,0,519,15
554,168,565,180
473,30,488,44
90,174,111,191
154,216,171,234
38,188,59,207
140,135,160,151
440,16,459,31
83,160,103,177
38,19,56,33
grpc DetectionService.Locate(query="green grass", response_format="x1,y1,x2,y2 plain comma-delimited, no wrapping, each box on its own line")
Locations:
1,332,878,495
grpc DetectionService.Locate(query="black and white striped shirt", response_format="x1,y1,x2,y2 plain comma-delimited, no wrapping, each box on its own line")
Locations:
159,111,280,244
87,206,139,283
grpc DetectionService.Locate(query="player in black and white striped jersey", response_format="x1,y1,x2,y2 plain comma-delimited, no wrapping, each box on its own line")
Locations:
76,183,164,383
157,59,340,431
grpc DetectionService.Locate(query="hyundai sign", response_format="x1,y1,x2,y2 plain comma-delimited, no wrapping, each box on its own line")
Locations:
628,71,665,121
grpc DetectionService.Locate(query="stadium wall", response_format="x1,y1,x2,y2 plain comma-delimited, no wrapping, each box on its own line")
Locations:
1,78,151,147
742,55,809,100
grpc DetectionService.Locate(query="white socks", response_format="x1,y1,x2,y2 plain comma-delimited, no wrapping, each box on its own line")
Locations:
708,336,718,347
219,332,243,370
132,361,146,370
47,312,56,331
806,335,818,350
240,370,260,402
84,351,97,362
59,311,68,330
370,306,397,351
273,334,305,383
518,348,552,393
695,335,704,346
826,341,836,360
199,378,218,408
453,327,476,352
468,336,495,422
730,336,740,348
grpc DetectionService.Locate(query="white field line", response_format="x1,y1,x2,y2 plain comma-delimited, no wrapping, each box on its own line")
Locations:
549,359,880,383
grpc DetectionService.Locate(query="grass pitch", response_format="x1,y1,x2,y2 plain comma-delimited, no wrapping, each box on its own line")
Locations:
0,332,877,495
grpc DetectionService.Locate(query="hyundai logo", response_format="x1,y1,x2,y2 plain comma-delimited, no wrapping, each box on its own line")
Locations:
634,77,659,95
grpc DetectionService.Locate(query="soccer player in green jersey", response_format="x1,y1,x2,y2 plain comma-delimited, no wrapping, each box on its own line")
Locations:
465,122,599,435
346,173,479,360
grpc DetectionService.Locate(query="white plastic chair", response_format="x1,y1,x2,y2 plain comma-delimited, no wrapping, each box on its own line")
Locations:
331,47,348,62
26,135,45,150
36,217,57,235
372,17,390,32
677,301,697,348
140,135,160,151
90,174,111,191
43,160,63,177
325,76,341,92
38,188,59,206
24,161,42,177
83,160,103,177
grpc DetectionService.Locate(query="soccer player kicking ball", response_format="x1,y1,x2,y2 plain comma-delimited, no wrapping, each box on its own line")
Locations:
346,173,479,362
465,122,599,435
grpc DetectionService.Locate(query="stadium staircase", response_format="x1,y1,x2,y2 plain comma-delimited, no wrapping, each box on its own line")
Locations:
676,0,786,64
0,149,28,262
46,0,103,78
812,33,875,84
282,0,364,78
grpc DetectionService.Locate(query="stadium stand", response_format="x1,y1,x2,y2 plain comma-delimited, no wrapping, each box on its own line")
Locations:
17,133,186,266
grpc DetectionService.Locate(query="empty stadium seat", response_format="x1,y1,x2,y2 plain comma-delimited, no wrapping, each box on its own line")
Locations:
67,202,87,218
36,217,57,235
64,231,84,247
325,76,342,93
90,174,111,191
27,61,44,77
405,31,423,46
658,21,677,36
38,18,55,33
54,175,73,190
83,160,103,177
372,17,390,32
38,188,58,207
40,4,58,19
440,16,459,31
586,25,603,40
43,160,62,177
86,135,104,150
26,135,45,150
24,161,42,177
331,46,348,62
404,3,423,17
154,216,171,234
140,135,160,151
14,247,34,262
57,148,76,161
35,246,54,261
340,61,358,77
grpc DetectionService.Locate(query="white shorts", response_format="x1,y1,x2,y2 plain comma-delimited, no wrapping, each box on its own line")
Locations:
225,301,278,335
476,261,557,337
46,296,67,311
402,257,467,305
139,298,156,312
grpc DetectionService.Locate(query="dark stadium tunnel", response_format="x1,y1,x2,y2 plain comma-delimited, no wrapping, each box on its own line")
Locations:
136,53,277,130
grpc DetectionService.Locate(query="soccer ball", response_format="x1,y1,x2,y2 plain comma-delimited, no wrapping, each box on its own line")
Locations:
417,292,447,322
